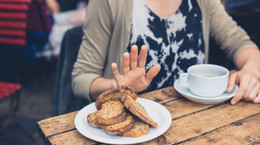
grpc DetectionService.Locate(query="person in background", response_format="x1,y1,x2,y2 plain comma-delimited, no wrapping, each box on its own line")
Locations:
46,0,60,13
44,0,87,58
72,0,260,105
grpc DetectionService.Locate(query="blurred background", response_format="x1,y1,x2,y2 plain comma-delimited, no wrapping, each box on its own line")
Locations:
0,0,259,144
0,0,87,144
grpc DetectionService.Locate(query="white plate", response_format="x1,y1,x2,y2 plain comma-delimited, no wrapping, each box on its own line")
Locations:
174,79,238,104
74,98,172,144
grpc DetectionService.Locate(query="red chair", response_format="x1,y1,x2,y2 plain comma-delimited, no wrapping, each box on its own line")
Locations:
0,82,21,131
0,0,34,142
0,0,30,45
27,0,52,32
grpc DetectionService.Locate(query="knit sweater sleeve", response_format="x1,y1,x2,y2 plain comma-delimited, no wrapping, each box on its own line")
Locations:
72,0,113,102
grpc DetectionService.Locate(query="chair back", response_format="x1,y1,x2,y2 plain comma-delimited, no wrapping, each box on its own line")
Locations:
54,26,89,115
0,82,21,100
27,0,52,32
0,0,31,46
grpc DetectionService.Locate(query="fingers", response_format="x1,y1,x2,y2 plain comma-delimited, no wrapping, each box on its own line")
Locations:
230,70,260,104
246,79,258,101
227,72,237,93
253,90,260,103
138,45,148,68
121,52,130,74
231,89,244,105
145,64,161,84
111,63,120,81
231,77,249,105
247,87,258,101
130,45,138,70
130,45,148,69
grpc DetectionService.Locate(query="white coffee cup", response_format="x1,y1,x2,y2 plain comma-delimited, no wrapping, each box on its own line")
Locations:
179,64,229,97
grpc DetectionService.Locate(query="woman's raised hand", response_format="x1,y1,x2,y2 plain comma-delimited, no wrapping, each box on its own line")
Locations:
111,45,161,93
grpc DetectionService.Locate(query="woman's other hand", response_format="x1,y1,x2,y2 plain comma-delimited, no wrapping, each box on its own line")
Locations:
228,69,260,105
111,45,161,93
228,47,260,105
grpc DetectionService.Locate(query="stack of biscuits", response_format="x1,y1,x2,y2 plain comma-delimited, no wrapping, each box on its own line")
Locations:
87,86,157,137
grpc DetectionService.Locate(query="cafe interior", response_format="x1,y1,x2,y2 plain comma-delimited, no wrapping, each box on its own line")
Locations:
0,0,259,144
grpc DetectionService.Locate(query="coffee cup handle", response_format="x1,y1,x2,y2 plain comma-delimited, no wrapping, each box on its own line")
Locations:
179,73,189,86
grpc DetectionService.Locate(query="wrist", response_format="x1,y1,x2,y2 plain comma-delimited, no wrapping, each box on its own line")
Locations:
90,77,116,101
110,79,117,90
241,62,260,80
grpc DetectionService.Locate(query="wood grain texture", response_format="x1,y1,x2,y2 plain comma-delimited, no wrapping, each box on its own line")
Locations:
163,102,260,144
138,86,178,103
48,130,97,145
162,98,213,119
140,102,260,145
37,87,260,145
37,111,78,138
183,113,260,145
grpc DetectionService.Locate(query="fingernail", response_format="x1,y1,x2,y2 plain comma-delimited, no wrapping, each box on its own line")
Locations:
227,86,232,92
254,97,260,103
231,100,236,105
111,63,117,67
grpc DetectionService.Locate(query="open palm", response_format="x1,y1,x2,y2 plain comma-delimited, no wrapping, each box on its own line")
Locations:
111,45,161,93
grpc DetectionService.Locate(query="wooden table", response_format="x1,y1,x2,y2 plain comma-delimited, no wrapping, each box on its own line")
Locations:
37,86,260,145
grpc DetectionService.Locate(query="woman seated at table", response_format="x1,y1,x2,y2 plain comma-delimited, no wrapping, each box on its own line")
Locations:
72,0,260,105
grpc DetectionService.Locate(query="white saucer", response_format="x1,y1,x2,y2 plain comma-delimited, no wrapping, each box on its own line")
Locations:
174,79,238,104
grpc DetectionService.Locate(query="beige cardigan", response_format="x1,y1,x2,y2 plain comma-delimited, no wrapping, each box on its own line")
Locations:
72,0,258,101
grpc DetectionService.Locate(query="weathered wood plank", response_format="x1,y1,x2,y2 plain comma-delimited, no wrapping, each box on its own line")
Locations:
183,113,260,145
41,99,239,144
37,86,260,145
38,97,212,140
48,130,97,145
139,86,178,103
163,98,212,119
41,99,213,144
37,111,78,138
140,102,260,145
166,102,260,144
37,86,178,140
